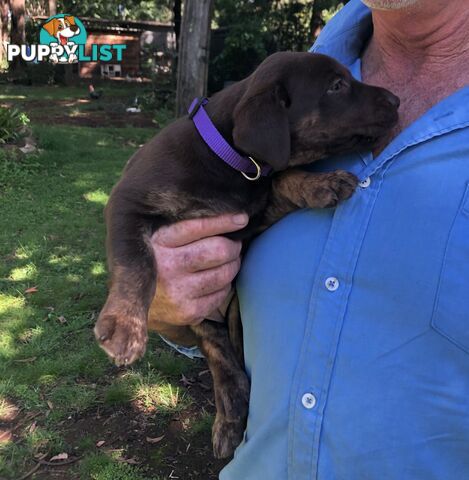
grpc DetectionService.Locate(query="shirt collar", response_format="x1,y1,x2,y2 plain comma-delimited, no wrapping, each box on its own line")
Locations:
309,0,372,67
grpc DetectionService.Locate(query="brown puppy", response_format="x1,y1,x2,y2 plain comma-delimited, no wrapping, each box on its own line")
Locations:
94,52,399,458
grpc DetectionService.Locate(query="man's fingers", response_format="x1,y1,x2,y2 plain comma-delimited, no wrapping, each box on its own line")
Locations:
164,259,240,300
153,213,249,248
182,236,242,272
190,259,241,297
184,286,234,326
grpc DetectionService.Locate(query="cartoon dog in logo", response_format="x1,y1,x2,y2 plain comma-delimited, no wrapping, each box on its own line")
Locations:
42,16,81,63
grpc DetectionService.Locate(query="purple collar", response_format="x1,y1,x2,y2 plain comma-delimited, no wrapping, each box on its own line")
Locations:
188,97,272,180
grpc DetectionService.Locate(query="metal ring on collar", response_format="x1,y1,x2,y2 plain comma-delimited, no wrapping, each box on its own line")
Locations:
241,156,262,181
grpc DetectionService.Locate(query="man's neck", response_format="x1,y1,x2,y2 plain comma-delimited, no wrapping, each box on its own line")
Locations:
361,1,469,153
365,2,469,82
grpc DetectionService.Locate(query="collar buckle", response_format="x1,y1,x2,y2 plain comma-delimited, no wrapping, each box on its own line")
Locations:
241,157,262,181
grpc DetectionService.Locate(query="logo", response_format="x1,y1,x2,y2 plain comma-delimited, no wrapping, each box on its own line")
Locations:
7,14,127,64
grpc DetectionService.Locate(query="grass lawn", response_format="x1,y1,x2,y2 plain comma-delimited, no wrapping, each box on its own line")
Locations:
0,86,226,479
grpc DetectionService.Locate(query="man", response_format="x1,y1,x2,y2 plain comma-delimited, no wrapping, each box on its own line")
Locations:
151,0,469,478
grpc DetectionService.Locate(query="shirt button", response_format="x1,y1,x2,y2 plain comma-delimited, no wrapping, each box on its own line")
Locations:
325,276,339,291
359,177,371,188
302,393,317,409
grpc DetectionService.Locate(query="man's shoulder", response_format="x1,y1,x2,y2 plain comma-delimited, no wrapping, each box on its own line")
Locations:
310,0,371,65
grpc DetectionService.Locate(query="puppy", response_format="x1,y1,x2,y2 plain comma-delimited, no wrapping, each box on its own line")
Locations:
42,16,80,63
94,52,399,458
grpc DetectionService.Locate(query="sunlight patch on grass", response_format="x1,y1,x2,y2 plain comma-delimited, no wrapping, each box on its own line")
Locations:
136,381,186,411
105,368,191,413
91,262,106,276
0,397,18,421
38,374,57,386
84,189,110,206
14,243,36,260
0,295,25,316
48,252,83,268
79,452,153,480
9,263,38,282
0,94,26,100
65,273,81,283
18,325,43,344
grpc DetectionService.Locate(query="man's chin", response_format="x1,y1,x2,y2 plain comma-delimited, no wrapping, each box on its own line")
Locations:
361,0,419,10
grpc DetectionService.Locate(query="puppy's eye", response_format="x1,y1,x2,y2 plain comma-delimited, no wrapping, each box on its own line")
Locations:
327,78,346,94
58,25,63,30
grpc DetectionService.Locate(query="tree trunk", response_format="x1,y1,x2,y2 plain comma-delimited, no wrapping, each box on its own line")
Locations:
173,0,182,50
175,0,213,117
0,0,9,65
10,0,25,70
48,0,57,16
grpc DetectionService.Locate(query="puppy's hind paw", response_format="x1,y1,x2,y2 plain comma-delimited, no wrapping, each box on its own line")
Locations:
212,415,245,459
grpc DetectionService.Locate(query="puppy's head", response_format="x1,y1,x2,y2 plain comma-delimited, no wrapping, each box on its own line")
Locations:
232,52,399,171
43,16,80,44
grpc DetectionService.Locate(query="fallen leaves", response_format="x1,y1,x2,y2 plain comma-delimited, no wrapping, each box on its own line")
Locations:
96,440,105,447
49,452,68,462
24,286,38,294
0,429,12,443
146,434,165,444
13,357,37,363
117,457,139,465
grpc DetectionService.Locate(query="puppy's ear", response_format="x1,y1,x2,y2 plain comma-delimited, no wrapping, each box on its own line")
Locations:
65,16,76,25
233,83,290,171
43,18,58,36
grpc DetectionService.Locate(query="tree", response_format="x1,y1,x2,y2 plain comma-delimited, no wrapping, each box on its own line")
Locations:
176,0,213,116
0,0,9,66
173,0,182,49
49,0,57,16
10,0,25,70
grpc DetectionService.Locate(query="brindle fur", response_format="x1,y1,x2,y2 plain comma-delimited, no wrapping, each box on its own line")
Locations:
95,52,399,458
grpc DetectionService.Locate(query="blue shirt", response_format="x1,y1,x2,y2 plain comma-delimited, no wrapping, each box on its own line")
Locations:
221,1,469,479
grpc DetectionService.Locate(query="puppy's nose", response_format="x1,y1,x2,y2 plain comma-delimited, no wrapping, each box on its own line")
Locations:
383,91,400,109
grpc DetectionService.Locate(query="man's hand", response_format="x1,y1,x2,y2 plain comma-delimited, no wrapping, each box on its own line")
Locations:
150,214,248,326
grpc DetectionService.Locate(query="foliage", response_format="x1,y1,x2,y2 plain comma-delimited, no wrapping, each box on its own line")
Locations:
0,107,30,144
322,2,346,22
56,0,173,22
209,0,347,92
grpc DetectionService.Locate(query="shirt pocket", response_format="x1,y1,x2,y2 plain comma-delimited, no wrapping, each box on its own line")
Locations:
431,183,469,353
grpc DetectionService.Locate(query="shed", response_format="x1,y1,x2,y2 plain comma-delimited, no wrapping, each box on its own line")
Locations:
32,16,176,79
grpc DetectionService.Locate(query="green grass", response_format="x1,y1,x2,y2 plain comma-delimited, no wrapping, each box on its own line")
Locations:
0,85,200,479
79,452,158,480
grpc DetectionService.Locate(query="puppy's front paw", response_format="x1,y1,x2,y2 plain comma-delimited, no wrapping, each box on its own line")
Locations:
94,313,148,366
305,170,358,208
